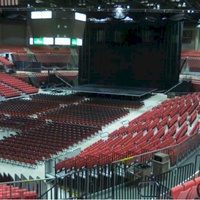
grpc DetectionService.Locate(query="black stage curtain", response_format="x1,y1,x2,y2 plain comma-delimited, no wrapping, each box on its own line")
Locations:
79,19,183,90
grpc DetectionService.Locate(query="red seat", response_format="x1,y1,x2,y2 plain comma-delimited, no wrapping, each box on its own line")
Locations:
183,180,195,190
195,177,200,185
177,188,191,199
170,185,183,199
186,186,198,199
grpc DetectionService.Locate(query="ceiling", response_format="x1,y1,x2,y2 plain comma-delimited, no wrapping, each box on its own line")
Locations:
15,0,200,12
1,0,200,24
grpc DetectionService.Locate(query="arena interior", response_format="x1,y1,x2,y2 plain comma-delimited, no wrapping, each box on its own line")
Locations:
0,0,200,199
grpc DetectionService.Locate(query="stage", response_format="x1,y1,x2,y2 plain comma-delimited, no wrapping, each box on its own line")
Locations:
68,84,157,99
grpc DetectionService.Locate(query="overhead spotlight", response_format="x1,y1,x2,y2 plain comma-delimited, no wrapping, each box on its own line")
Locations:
182,2,186,7
97,5,101,10
178,3,181,7
106,0,110,5
113,5,127,19
126,5,130,9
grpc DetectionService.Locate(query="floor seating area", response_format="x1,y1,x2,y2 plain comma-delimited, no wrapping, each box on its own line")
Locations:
31,93,84,104
0,121,101,167
40,104,129,126
0,115,45,131
82,97,144,109
55,92,200,173
0,73,38,94
0,93,145,168
0,99,59,116
170,176,200,199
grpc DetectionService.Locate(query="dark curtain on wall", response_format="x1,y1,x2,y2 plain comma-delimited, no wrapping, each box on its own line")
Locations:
79,19,183,90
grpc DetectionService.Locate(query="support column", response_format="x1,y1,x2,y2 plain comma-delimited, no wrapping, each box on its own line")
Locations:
194,29,200,50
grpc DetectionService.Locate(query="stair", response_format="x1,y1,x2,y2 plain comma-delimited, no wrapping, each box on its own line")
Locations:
28,73,40,87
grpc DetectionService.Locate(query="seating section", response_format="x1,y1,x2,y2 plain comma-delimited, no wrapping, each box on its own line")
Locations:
170,177,200,199
12,53,26,62
81,97,144,109
56,71,78,82
31,93,84,104
182,50,200,57
35,53,71,67
187,57,200,72
181,50,200,72
55,92,200,172
39,104,129,126
12,73,29,83
33,73,48,84
29,46,71,53
0,46,26,53
0,115,45,131
0,82,21,98
0,121,100,167
0,99,59,116
0,184,37,199
0,73,38,94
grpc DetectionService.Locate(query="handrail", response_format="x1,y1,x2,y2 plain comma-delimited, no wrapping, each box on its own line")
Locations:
0,177,54,185
55,73,73,88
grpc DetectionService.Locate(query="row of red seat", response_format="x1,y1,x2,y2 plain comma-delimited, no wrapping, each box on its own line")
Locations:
171,177,200,199
0,82,21,98
0,73,38,94
0,184,37,199
12,73,29,84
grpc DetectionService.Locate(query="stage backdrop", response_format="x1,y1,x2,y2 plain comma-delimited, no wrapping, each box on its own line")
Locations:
79,18,183,90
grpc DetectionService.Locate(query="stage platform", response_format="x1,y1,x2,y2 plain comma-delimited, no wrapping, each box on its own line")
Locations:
68,84,157,99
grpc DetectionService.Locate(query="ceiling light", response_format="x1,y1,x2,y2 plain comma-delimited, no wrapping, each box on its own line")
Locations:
113,5,127,19
182,2,186,7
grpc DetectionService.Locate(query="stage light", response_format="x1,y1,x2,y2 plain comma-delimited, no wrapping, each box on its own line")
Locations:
113,5,127,19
